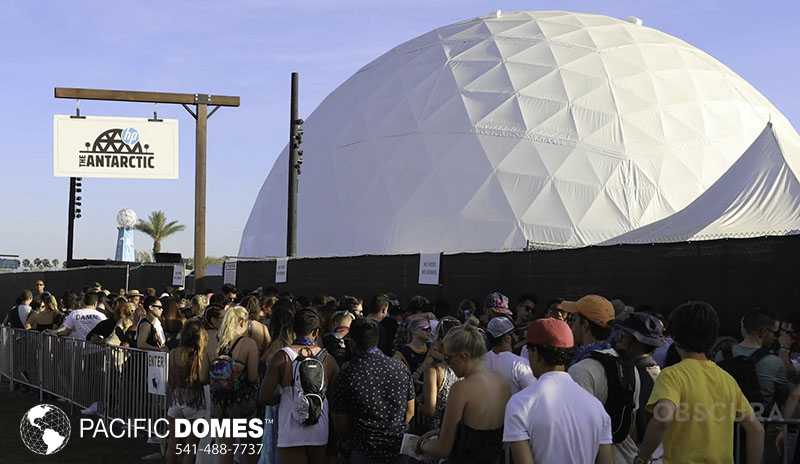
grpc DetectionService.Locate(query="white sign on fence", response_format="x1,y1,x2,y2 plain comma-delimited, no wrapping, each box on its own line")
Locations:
147,351,167,396
418,253,441,285
223,261,237,285
275,258,288,283
172,264,185,286
53,115,179,179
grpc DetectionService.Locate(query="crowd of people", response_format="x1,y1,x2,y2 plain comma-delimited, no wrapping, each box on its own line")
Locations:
4,278,800,463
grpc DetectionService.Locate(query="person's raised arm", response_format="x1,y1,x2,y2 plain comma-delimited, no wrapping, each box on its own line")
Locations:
418,381,467,458
636,399,675,462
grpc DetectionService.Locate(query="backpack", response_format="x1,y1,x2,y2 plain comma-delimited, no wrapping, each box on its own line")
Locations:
4,305,24,329
632,356,658,444
588,350,639,444
290,346,328,426
717,345,770,406
210,337,245,400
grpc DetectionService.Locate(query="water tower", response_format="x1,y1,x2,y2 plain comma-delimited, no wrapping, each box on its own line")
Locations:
115,209,137,262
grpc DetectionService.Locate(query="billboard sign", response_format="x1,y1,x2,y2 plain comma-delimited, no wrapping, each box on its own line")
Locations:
53,115,179,179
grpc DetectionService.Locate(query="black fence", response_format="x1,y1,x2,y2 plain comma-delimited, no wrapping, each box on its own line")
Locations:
0,264,177,310
233,236,799,336
1,236,797,335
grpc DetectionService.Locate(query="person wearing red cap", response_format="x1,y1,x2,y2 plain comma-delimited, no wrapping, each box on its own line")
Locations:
504,318,613,464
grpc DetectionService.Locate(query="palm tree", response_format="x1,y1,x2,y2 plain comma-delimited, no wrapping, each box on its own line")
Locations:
135,250,154,263
135,211,186,255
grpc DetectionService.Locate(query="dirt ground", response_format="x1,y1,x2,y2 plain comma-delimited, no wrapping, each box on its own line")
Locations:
0,378,162,463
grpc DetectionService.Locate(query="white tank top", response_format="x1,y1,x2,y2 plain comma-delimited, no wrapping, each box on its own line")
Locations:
276,346,329,448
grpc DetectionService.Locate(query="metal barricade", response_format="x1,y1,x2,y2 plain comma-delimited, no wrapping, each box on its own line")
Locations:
735,418,800,464
0,326,168,422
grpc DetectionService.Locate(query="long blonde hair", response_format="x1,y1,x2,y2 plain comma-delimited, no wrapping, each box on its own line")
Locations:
191,294,208,317
217,305,249,354
170,320,208,387
42,293,59,312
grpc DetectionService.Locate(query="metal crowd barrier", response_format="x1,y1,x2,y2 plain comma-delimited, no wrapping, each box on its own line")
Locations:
734,418,800,464
0,326,168,422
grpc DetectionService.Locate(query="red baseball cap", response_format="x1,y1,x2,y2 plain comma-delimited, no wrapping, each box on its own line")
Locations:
527,318,574,349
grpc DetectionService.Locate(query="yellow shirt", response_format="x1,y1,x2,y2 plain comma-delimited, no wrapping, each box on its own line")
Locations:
647,358,753,464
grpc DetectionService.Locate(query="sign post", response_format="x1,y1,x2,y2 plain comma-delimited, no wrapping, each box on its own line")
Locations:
54,87,240,281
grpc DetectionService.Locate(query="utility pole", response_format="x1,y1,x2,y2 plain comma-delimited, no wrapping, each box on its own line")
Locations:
287,73,303,257
55,87,239,282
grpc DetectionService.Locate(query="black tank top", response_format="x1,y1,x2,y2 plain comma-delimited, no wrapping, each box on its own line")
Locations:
399,345,428,395
137,319,162,348
448,421,504,464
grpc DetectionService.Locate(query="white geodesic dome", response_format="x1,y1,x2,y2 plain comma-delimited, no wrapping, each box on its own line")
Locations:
240,10,800,258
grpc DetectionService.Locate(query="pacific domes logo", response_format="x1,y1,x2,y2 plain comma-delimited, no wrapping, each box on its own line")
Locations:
19,404,71,455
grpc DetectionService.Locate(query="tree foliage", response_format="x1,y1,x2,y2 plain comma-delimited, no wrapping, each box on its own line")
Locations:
134,211,186,255
135,250,154,263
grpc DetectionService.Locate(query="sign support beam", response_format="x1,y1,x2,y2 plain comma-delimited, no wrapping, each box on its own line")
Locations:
55,87,240,283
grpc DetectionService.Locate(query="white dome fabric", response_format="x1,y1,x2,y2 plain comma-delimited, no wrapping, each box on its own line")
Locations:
603,123,800,244
240,10,800,258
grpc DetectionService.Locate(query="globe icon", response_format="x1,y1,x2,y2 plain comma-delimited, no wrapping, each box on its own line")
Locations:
19,404,71,455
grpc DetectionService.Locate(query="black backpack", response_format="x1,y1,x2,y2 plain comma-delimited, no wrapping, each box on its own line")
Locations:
290,347,328,426
717,345,770,406
588,351,648,444
4,305,25,329
632,356,658,444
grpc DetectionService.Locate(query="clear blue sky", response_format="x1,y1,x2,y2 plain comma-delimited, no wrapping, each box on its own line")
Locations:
1,0,797,262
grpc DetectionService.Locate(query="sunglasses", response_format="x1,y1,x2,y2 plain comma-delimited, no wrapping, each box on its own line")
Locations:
151,304,163,309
